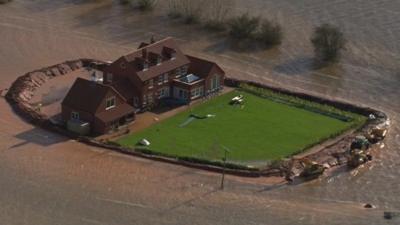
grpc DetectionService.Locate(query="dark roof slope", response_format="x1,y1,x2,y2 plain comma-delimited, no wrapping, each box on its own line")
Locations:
186,55,225,78
62,78,125,113
96,103,135,123
122,37,190,81
110,78,138,101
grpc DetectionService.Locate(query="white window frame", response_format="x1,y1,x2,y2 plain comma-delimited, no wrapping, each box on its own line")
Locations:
211,75,220,91
175,67,184,78
158,87,170,99
143,95,147,106
106,96,116,110
71,111,80,120
148,79,153,89
158,75,164,85
143,62,149,71
191,86,204,99
148,93,154,103
163,73,169,83
107,73,113,83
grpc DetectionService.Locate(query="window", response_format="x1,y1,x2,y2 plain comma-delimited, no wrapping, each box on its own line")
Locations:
120,63,126,69
143,62,149,71
148,79,153,89
182,65,188,75
158,73,168,84
143,95,147,106
106,96,116,110
133,97,139,107
107,73,113,83
156,57,162,65
179,89,183,98
170,52,176,60
191,86,204,99
158,87,169,99
175,68,181,78
71,111,80,120
175,66,188,78
211,75,220,91
148,93,154,103
158,75,163,85
164,73,169,83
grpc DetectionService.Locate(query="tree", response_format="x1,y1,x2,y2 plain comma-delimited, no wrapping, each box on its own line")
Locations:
167,0,204,24
203,0,234,31
228,13,260,40
311,24,346,63
256,19,283,47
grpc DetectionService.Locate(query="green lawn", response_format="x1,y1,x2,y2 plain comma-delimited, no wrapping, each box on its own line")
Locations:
117,90,365,165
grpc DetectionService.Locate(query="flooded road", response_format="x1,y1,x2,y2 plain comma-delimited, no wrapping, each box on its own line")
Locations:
0,0,399,224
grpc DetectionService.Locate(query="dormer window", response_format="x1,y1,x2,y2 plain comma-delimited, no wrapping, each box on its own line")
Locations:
106,73,113,83
163,47,176,60
170,52,176,60
156,56,162,65
143,62,149,71
120,62,126,69
106,96,116,110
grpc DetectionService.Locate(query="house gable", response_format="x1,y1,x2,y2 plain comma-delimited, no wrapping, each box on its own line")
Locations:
94,86,127,114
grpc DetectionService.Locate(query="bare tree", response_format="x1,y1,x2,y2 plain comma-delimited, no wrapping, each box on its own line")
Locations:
167,0,204,24
204,0,235,30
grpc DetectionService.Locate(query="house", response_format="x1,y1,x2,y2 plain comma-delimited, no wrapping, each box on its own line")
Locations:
61,78,135,135
62,37,225,135
102,37,225,109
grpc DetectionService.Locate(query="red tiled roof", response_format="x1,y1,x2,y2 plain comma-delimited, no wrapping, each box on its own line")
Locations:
96,103,135,123
122,37,190,81
186,55,225,78
62,78,125,114
110,78,138,101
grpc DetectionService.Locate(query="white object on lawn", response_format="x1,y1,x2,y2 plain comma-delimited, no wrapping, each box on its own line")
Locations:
140,139,151,146
231,95,243,102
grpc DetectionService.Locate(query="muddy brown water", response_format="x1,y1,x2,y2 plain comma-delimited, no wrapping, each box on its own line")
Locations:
0,0,399,224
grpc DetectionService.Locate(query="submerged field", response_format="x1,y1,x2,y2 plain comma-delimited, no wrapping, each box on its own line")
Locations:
117,89,366,165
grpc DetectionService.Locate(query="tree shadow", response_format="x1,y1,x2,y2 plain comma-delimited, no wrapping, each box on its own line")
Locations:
274,56,315,76
204,37,277,54
10,127,67,149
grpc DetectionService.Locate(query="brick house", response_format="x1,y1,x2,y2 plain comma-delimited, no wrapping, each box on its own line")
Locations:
102,37,225,109
61,78,135,135
62,37,225,134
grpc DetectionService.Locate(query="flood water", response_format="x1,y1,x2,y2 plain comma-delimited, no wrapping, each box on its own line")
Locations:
0,0,399,224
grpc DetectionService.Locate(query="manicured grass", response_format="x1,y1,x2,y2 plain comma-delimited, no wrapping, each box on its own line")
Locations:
117,90,365,165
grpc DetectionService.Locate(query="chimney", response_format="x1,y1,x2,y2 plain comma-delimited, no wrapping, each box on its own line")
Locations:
150,36,156,44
